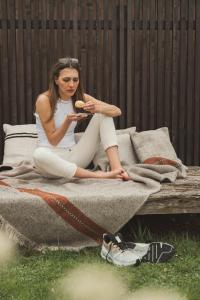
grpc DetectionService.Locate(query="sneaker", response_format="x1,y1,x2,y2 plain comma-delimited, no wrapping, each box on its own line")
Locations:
115,233,175,263
101,233,141,267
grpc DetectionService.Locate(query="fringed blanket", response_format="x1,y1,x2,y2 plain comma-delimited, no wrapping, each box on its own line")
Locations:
0,161,186,250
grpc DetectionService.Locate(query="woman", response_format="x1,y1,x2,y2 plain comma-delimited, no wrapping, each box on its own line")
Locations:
33,57,130,180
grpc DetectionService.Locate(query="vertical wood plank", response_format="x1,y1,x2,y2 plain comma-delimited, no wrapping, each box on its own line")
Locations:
7,0,17,123
171,0,180,152
178,0,187,162
149,0,157,129
31,0,40,107
186,0,195,165
24,0,33,123
141,0,150,130
0,0,9,123
157,0,165,128
164,0,173,133
126,0,133,127
79,0,87,91
111,0,118,119
194,0,200,164
133,0,142,130
39,0,48,92
118,0,126,128
0,0,8,161
15,0,25,123
87,0,96,96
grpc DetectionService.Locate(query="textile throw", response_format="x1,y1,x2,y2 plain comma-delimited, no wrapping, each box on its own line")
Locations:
0,160,185,250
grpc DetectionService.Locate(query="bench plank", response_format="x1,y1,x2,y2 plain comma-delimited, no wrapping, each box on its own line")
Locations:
137,167,200,215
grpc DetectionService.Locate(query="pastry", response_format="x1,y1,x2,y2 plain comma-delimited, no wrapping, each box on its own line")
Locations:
75,100,85,108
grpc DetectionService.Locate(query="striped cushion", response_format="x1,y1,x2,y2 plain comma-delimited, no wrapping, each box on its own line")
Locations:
3,124,38,165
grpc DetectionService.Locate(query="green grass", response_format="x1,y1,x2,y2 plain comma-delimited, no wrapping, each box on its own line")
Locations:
0,233,200,300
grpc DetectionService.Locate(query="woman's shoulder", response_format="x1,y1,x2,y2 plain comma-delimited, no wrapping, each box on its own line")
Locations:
35,92,51,112
36,92,50,105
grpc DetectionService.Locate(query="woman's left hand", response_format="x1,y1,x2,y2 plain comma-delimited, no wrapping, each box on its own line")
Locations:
83,101,102,114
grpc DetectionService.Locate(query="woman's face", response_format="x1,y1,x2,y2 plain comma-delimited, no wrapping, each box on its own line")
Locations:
55,67,79,99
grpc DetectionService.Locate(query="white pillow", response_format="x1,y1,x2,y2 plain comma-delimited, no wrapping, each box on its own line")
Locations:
3,124,38,165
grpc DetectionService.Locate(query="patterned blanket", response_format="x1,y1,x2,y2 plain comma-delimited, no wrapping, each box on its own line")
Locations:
0,161,184,250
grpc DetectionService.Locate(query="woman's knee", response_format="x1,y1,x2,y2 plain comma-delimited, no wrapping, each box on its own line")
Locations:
33,147,50,164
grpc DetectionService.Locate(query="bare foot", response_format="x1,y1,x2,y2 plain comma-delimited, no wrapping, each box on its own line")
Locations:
94,169,122,179
120,170,131,181
111,168,131,181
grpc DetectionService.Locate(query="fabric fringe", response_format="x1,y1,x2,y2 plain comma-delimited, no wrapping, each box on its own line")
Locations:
0,215,36,249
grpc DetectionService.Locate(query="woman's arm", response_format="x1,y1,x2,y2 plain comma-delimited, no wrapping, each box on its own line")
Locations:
83,93,121,117
35,94,83,146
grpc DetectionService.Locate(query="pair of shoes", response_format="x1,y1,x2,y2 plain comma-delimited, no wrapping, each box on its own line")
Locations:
101,233,175,266
115,233,175,263
101,233,141,266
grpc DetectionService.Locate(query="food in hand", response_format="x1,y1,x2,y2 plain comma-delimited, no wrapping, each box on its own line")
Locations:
75,100,85,108
76,113,88,118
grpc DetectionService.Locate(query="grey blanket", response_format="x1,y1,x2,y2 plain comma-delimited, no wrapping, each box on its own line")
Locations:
0,160,186,250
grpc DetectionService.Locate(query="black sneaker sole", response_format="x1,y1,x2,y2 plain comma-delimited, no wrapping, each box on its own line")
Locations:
141,242,175,263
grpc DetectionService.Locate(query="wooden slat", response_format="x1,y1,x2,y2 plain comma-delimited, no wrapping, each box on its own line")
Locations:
194,1,200,164
15,0,25,123
0,0,9,125
186,0,195,165
137,167,200,215
178,0,187,163
103,0,111,102
72,0,79,59
7,0,17,123
39,0,48,92
56,0,63,59
119,0,126,128
46,0,56,67
111,0,118,119
156,0,165,128
164,0,173,133
126,0,133,127
87,0,95,96
171,0,180,154
79,0,87,92
31,0,40,109
149,0,157,129
23,0,33,123
141,0,149,130
133,0,142,131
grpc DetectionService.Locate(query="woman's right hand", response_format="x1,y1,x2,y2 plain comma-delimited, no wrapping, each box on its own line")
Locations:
67,113,87,121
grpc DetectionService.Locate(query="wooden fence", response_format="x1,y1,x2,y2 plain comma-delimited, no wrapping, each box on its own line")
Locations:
0,0,200,165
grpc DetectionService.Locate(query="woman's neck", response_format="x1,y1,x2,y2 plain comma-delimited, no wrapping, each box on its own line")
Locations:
58,91,71,101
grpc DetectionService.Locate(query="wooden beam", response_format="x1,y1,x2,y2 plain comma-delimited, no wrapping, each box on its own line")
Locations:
136,167,200,215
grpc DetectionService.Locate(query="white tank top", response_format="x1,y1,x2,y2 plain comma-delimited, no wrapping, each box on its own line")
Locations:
35,99,77,148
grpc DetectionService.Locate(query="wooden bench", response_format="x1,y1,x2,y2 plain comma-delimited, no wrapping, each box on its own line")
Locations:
137,167,200,215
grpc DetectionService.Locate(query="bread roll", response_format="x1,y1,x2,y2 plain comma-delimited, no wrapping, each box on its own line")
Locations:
75,100,85,108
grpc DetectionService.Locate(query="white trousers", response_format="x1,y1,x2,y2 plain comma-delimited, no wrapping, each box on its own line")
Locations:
33,113,118,179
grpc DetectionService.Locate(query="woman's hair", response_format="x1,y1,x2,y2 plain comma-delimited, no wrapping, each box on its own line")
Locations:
48,57,85,120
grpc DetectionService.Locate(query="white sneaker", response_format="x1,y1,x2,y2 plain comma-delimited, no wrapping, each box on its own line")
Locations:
115,233,175,263
101,234,141,267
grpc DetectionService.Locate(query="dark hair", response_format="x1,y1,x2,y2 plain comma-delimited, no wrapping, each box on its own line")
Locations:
48,57,85,120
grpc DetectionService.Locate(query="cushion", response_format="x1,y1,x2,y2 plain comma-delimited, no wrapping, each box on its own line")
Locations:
3,124,38,165
92,127,138,170
130,127,179,167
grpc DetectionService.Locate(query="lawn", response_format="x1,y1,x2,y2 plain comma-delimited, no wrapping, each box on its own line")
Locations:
0,215,200,300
